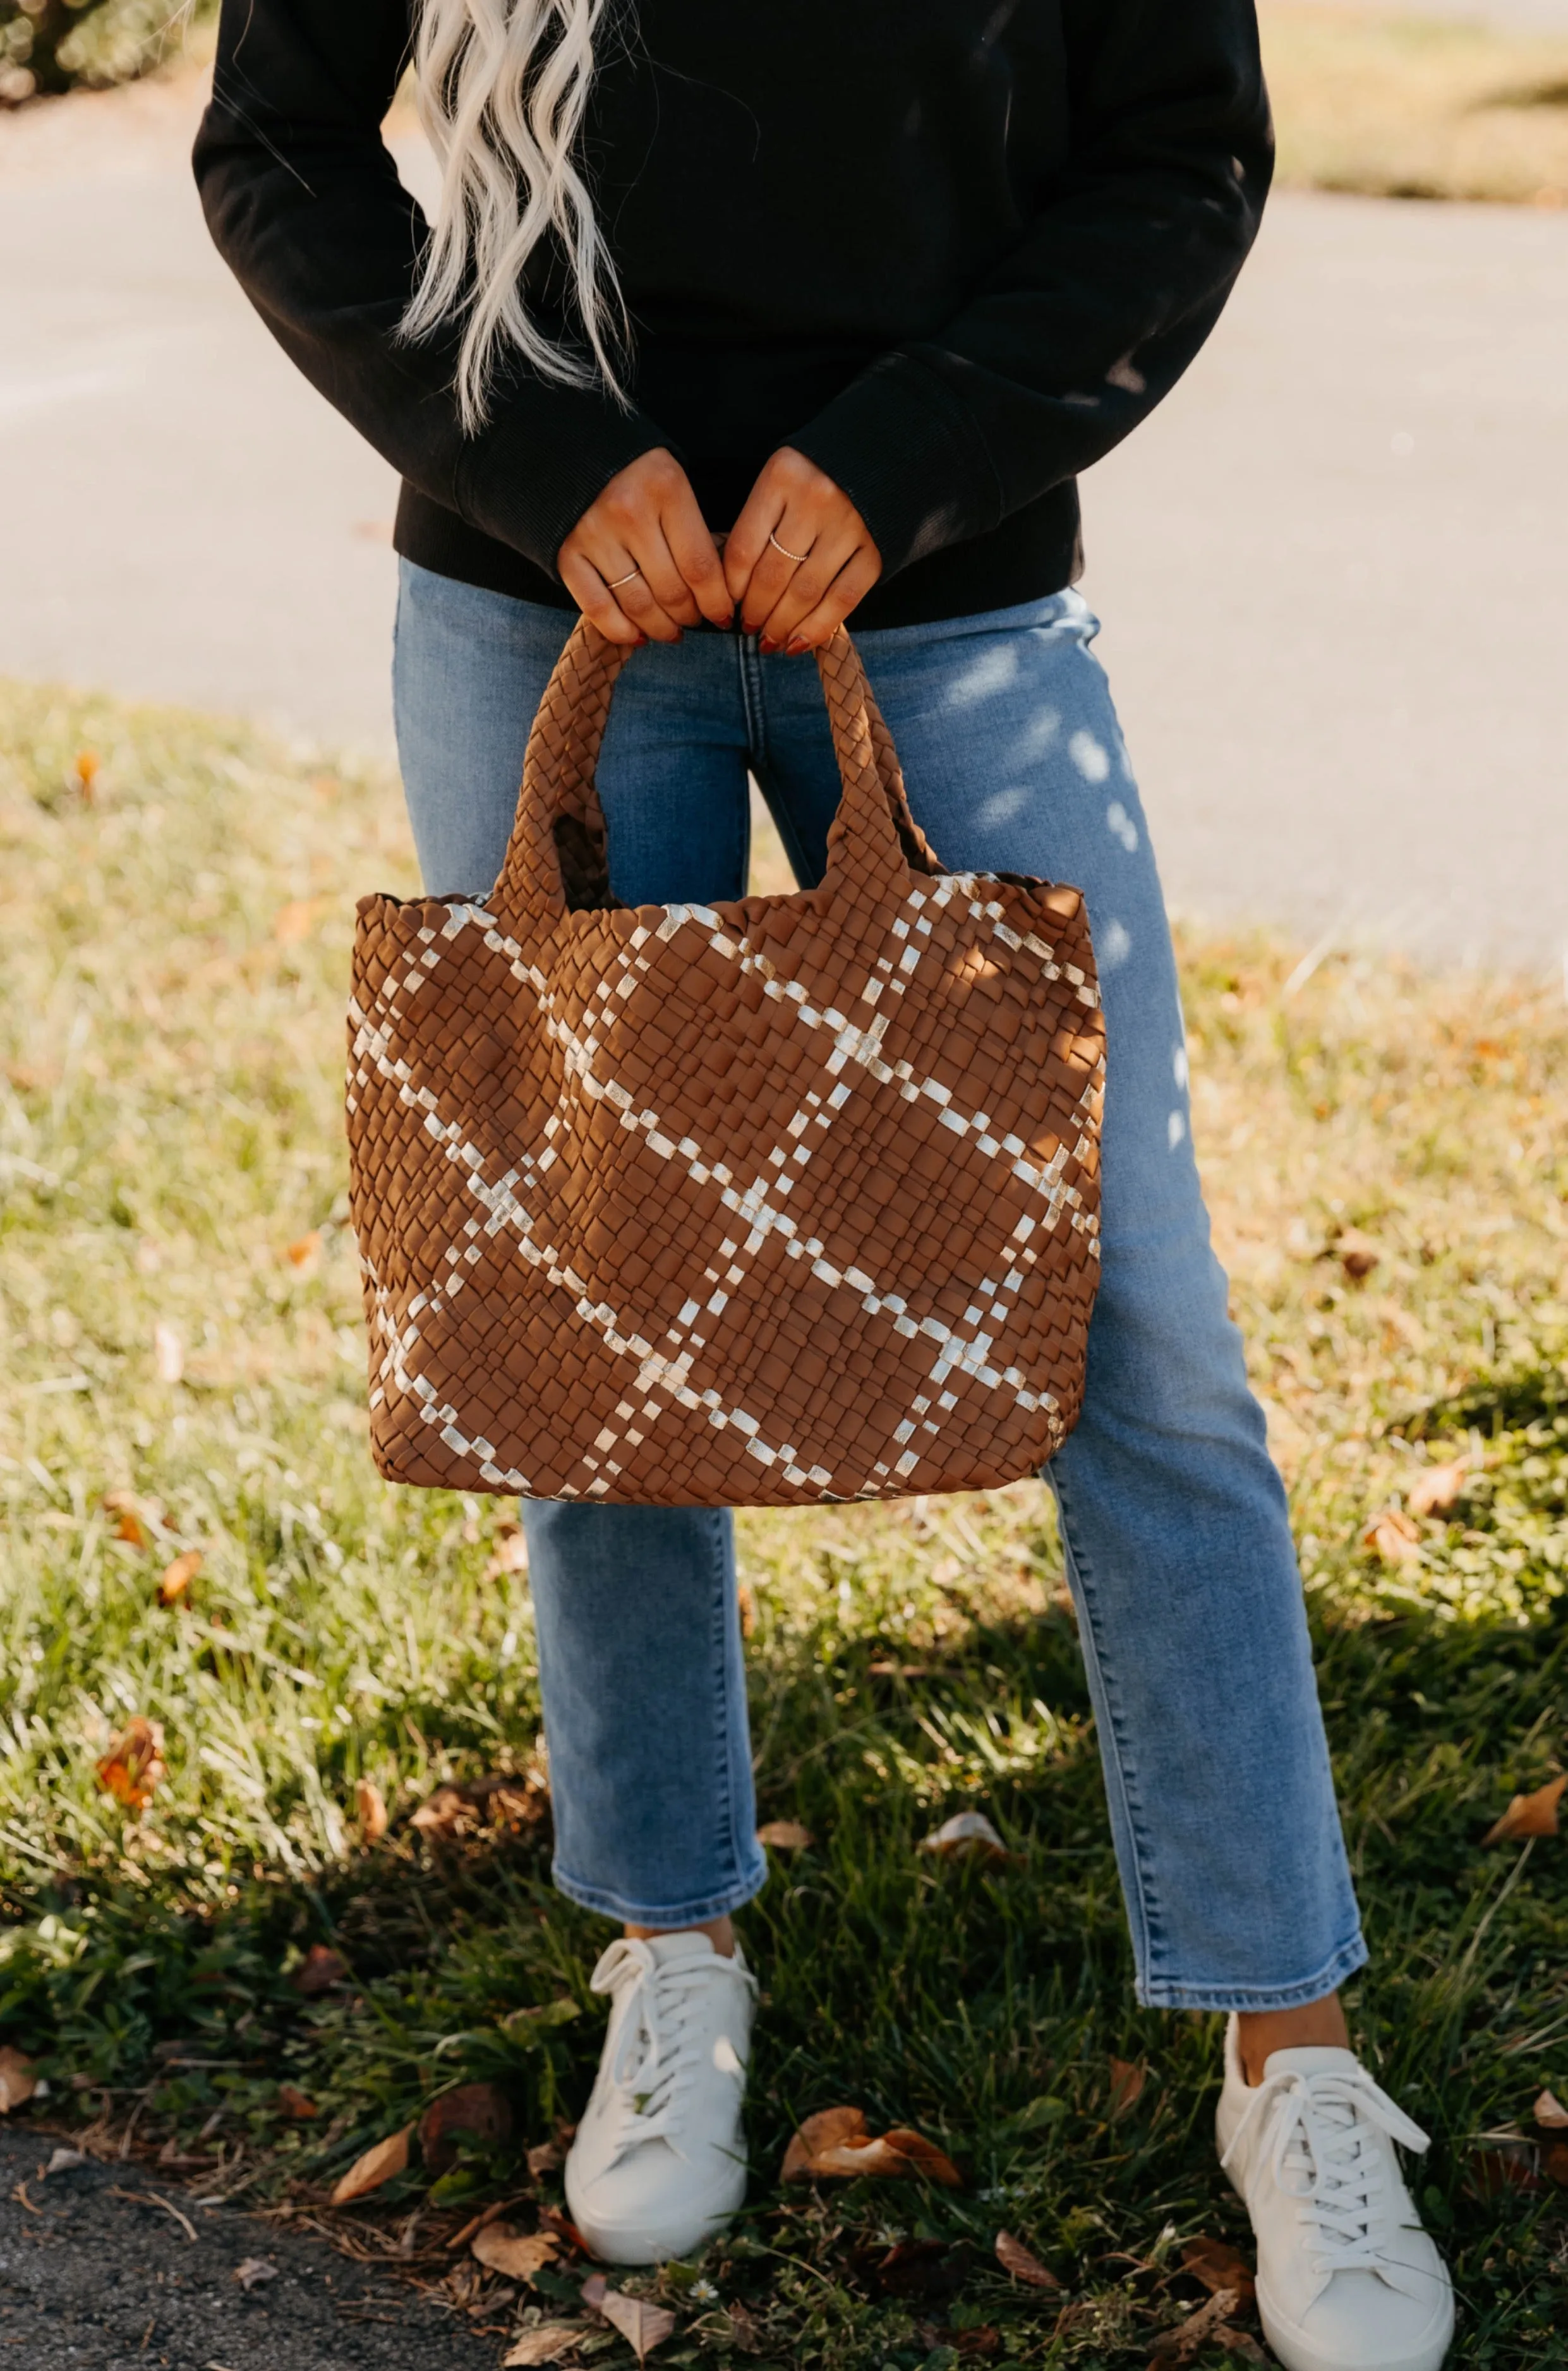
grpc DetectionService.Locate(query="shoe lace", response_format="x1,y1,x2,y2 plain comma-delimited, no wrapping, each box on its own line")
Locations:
1221,2063,1431,2278
589,1940,749,2152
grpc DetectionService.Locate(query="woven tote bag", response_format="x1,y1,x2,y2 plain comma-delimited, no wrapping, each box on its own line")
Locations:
346,618,1104,1508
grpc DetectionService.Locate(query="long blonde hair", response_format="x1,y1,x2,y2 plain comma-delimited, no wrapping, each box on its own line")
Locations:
401,0,627,431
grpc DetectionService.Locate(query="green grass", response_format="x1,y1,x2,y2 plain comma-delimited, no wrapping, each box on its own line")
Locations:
1,679,1565,2364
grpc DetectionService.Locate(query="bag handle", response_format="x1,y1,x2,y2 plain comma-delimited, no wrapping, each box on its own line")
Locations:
490,618,930,936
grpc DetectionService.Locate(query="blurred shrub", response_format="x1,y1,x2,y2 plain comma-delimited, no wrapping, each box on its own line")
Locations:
0,0,212,103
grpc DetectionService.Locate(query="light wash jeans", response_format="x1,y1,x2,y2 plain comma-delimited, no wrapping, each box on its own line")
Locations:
392,558,1367,2012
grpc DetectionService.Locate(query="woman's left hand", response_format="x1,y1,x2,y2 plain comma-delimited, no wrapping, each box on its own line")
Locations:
724,447,883,653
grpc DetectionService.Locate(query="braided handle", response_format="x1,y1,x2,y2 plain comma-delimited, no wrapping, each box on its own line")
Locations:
492,618,926,933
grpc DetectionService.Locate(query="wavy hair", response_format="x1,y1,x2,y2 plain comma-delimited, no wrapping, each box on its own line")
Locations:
401,0,628,431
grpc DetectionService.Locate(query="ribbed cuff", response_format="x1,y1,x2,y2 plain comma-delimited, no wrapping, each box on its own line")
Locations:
457,377,674,581
789,350,1004,579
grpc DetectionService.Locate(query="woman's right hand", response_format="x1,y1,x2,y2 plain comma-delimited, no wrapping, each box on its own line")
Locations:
558,448,733,644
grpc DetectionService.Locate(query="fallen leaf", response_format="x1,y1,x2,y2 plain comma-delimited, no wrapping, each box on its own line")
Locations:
503,2328,584,2367
1362,1508,1421,1568
473,2224,562,2281
1533,2088,1568,2130
0,2050,37,2114
919,1811,1019,1865
157,1550,202,1607
781,2106,961,2187
1337,1234,1380,1282
355,1779,389,1843
291,1943,347,1996
592,2286,677,2363
539,2204,592,2255
272,897,330,945
527,2139,563,2178
1147,2287,1239,2364
1484,1773,1566,1843
954,2329,1002,2358
330,2125,411,2205
1545,2142,1568,2188
868,1660,933,1679
737,1581,757,1638
110,1506,149,1548
723,2298,763,2353
1406,1458,1469,1519
276,2084,318,2121
1180,2236,1256,2309
994,2228,1061,2290
153,1321,184,1385
75,749,100,800
95,1716,166,1810
1108,2058,1148,2120
486,1521,530,1578
1467,2142,1541,2197
285,1230,322,1269
419,2080,514,2173
42,2148,88,2176
411,1772,547,1837
756,1819,814,1850
233,2257,277,2291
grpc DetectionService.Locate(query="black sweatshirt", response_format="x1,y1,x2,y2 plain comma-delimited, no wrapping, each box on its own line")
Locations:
193,1,1271,629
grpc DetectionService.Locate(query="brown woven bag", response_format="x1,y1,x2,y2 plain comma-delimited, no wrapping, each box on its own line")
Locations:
346,618,1103,1507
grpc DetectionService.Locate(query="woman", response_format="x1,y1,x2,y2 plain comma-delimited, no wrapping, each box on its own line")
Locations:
194,6,1452,2366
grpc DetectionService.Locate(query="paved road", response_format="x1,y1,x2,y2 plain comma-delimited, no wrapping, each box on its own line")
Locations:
2,64,1566,971
0,2125,490,2370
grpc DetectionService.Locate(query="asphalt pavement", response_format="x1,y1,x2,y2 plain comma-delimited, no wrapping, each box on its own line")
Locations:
0,2124,488,2371
2,61,1566,972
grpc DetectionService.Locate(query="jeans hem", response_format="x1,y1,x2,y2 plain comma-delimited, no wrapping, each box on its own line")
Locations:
550,1851,769,1930
1135,1932,1370,2015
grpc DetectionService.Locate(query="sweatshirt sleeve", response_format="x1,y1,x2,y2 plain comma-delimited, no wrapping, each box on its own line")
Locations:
788,0,1273,580
191,0,668,578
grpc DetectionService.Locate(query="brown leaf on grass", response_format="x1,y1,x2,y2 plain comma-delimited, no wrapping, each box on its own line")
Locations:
1336,1231,1380,1282
355,1779,389,1843
919,1811,1020,1866
756,1819,814,1850
95,1716,165,1810
994,2229,1061,2290
74,749,100,802
1484,1773,1565,1843
1467,2143,1541,2198
0,2048,37,2114
276,2083,318,2120
473,2224,561,2281
102,1491,152,1550
285,1229,323,1274
781,2106,961,2187
953,2330,1002,2358
737,1581,757,1638
1361,1508,1421,1568
1147,2287,1239,2364
272,896,330,945
411,1771,548,1839
538,2203,591,2255
1180,2237,1256,2308
485,1521,530,1579
1108,2057,1148,2119
157,1550,202,1607
330,2125,411,2205
527,2139,564,2178
586,2283,676,2365
419,2081,514,2173
723,2298,763,2354
1543,2142,1568,2189
1533,2087,1568,2130
503,2327,585,2367
291,1942,348,1996
1406,1458,1470,1519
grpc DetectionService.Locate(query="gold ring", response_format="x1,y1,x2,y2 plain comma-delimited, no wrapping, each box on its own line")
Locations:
606,565,642,590
769,531,812,565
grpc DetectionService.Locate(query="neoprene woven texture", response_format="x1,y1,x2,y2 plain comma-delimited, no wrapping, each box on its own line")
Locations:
346,620,1104,1507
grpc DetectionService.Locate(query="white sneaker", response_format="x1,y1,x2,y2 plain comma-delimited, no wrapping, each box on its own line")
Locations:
565,1932,756,2265
1215,2016,1454,2371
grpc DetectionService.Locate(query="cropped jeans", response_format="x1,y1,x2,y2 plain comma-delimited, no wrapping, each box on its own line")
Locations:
392,558,1367,2012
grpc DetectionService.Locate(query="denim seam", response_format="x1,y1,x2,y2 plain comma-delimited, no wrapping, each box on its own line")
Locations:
548,1862,767,1929
1135,1930,1370,2016
1051,1464,1164,1991
705,1512,747,1898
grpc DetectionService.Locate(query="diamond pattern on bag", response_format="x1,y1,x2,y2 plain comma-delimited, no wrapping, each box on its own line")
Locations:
346,621,1102,1507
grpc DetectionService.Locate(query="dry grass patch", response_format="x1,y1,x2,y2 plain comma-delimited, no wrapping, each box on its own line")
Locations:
1262,3,1568,203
